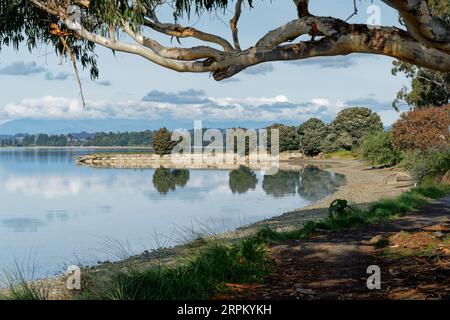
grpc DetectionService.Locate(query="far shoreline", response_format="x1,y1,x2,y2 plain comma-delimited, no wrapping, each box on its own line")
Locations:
0,146,154,149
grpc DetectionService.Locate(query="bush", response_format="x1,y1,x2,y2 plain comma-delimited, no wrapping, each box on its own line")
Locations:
392,105,449,151
328,199,354,219
360,131,402,167
401,147,450,182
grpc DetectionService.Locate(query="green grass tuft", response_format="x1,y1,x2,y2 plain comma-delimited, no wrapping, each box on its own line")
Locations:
81,237,269,300
324,150,357,159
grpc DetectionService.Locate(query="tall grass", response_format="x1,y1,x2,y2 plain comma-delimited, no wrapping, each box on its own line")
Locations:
1,257,48,300
78,237,269,300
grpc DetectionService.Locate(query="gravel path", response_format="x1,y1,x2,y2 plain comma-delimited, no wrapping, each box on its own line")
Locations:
215,196,450,300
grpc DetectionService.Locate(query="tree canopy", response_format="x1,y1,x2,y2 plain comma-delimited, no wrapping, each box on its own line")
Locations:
392,105,450,151
266,124,299,153
1,0,449,84
152,127,175,155
322,107,384,152
298,118,328,156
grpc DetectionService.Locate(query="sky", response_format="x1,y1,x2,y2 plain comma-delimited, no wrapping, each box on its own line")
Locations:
0,0,411,134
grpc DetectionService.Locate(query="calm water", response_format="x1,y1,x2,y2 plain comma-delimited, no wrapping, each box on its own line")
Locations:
0,148,346,278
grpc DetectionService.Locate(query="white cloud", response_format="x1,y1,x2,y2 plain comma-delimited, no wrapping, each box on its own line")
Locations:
310,98,331,107
0,90,398,126
209,95,288,107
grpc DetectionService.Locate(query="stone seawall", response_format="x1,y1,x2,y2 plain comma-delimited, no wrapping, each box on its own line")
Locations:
76,152,305,170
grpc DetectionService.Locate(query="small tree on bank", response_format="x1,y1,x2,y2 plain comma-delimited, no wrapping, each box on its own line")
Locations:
152,127,176,156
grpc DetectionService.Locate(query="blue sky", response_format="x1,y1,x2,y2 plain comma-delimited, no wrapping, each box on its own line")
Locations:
0,0,410,133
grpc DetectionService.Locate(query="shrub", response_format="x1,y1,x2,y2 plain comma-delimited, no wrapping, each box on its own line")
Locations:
360,131,402,167
401,147,450,182
392,105,449,151
328,199,354,219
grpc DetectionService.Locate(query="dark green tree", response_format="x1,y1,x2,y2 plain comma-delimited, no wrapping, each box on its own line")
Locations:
392,61,449,109
298,118,329,156
153,128,176,156
323,107,383,152
267,124,299,153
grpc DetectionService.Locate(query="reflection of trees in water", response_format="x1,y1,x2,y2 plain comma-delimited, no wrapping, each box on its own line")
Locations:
2,218,46,232
262,170,300,197
297,167,346,202
262,167,346,200
152,168,190,194
229,166,258,194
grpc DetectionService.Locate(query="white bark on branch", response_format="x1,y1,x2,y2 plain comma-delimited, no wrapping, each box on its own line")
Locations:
144,19,235,52
230,0,243,51
382,0,450,53
28,0,450,81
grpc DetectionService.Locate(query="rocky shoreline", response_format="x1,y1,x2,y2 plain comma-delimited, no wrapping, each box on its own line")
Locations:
76,151,305,170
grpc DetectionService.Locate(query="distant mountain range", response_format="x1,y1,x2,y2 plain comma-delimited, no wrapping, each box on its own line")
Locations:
0,119,302,135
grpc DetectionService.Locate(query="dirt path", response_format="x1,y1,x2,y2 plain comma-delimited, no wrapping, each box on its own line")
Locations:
215,196,450,300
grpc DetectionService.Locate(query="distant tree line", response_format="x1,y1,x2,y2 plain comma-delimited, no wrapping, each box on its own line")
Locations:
0,131,155,147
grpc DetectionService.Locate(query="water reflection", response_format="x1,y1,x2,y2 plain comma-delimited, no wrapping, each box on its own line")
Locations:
152,168,190,194
262,167,346,200
0,148,346,277
262,170,300,197
2,218,46,232
297,167,346,201
228,166,258,194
